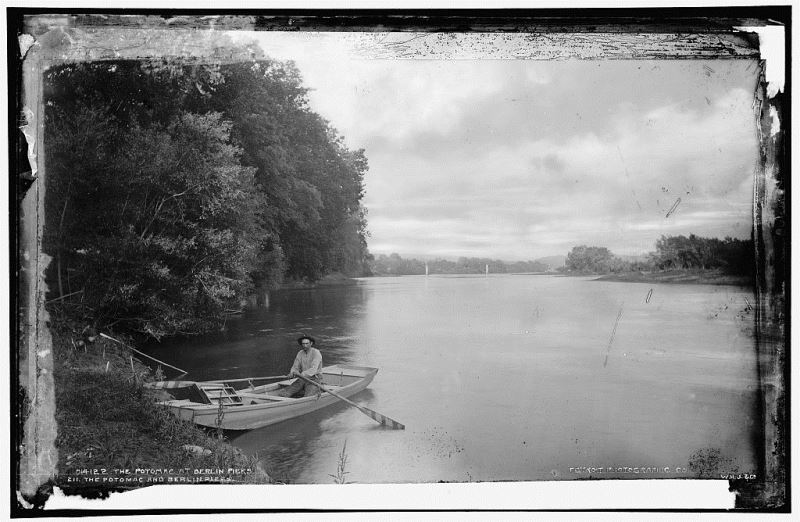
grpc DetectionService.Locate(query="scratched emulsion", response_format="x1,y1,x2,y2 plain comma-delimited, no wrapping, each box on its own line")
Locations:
602,307,624,368
154,275,762,483
665,198,682,218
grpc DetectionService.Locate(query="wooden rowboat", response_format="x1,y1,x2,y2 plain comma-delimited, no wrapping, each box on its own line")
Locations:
147,365,378,431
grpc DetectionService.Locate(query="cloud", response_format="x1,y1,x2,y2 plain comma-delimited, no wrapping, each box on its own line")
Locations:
248,32,761,258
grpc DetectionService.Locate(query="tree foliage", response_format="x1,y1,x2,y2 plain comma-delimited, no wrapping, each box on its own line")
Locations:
563,235,754,276
651,234,754,275
565,246,617,273
44,55,370,338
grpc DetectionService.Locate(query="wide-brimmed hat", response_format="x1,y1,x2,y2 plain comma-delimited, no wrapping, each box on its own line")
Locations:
297,335,316,346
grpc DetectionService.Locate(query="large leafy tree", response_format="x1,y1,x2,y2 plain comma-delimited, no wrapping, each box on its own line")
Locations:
651,234,753,275
45,106,259,338
44,54,371,338
191,61,370,281
565,245,616,273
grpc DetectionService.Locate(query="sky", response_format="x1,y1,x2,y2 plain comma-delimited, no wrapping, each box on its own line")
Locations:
243,32,761,260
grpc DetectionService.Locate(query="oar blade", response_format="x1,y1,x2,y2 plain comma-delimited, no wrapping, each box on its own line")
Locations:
358,405,405,430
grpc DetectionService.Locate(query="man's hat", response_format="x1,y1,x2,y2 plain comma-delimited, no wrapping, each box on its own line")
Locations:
297,335,315,346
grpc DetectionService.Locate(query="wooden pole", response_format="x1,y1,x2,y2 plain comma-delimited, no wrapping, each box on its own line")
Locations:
99,333,187,375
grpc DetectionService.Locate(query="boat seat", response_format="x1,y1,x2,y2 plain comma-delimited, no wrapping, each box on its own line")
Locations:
239,392,293,402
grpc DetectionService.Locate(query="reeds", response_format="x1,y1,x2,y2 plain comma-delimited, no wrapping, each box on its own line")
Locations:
329,440,350,484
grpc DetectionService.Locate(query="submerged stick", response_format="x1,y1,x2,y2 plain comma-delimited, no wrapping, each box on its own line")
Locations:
295,373,405,430
99,332,187,375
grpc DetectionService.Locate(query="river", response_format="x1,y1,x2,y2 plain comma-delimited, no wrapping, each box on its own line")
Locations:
142,274,760,484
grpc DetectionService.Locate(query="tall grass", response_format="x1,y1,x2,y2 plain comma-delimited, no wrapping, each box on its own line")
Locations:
329,440,350,484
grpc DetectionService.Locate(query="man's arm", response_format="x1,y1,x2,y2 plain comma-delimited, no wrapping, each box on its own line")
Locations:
289,352,302,376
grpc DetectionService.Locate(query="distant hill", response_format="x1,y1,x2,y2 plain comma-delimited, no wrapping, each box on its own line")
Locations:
535,255,566,268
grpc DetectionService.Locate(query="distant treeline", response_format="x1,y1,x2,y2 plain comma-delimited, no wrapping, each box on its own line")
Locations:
43,37,370,338
369,254,549,276
563,235,754,276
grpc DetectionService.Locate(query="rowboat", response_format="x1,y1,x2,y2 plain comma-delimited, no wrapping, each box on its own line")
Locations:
148,365,378,431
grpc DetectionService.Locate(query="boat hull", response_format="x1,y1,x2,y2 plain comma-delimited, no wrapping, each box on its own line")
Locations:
156,365,378,431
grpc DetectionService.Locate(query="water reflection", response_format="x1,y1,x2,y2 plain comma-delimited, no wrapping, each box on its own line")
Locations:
230,389,377,483
142,284,369,381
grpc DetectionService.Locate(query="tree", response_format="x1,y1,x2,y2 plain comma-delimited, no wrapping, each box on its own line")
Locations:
651,234,753,275
44,56,372,337
189,60,371,282
45,107,260,338
565,246,616,273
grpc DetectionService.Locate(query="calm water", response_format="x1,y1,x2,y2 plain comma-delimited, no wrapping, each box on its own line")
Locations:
143,275,759,483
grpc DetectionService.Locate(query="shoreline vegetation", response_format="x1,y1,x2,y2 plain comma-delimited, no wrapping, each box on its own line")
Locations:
590,268,753,287
352,237,754,288
48,310,274,495
277,271,359,290
368,254,552,276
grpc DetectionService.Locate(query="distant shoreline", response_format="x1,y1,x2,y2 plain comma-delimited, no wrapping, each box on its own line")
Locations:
282,272,560,287
363,271,557,278
588,269,753,287
279,269,754,289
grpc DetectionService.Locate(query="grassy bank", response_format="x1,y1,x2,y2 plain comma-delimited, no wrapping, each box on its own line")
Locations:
48,310,273,494
591,268,753,287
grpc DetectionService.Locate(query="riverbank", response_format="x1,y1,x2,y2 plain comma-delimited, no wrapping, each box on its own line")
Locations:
590,268,753,287
278,271,359,290
48,310,273,495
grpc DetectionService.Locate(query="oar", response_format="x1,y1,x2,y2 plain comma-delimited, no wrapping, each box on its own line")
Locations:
295,373,405,430
207,375,289,384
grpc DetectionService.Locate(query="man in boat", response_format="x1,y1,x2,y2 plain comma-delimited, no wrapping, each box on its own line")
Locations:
276,335,323,398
